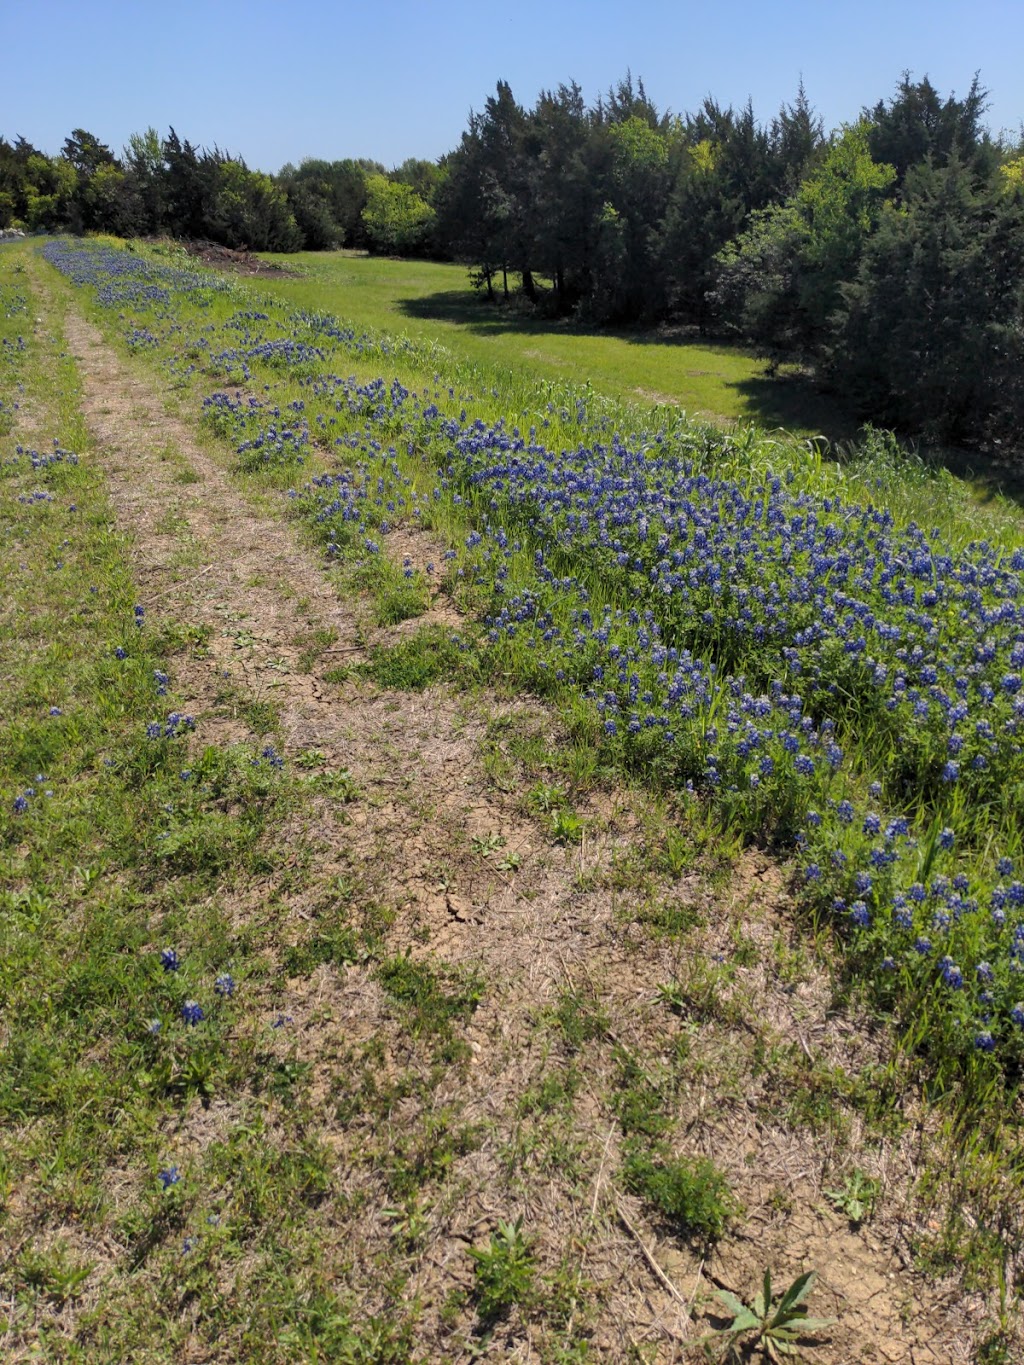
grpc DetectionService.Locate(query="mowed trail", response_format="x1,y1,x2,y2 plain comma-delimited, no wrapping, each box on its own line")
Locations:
51,276,988,1364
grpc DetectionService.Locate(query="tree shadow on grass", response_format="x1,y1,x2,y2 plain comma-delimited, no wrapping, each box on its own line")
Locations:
731,372,861,447
398,288,594,339
397,288,1024,489
400,288,857,439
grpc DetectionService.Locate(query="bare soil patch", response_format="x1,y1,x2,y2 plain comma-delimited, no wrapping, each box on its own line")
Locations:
180,238,302,278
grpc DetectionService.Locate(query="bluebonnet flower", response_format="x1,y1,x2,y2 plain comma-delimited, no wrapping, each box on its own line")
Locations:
13,794,28,814
48,707,62,717
159,1166,181,1189
892,902,913,930
939,958,963,989
976,961,995,983
938,827,955,851
881,956,897,971
849,901,870,928
997,857,1015,877
1011,1003,1024,1027
913,937,932,955
115,646,127,660
147,1018,162,1034
160,948,180,972
974,1031,996,1052
863,812,881,836
272,1013,293,1028
181,1000,204,1026
214,973,235,998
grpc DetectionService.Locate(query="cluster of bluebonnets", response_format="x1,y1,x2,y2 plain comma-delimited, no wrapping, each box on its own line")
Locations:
41,236,1024,1069
154,945,235,1025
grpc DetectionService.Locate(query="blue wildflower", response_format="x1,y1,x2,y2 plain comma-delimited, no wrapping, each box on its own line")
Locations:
939,958,963,989
849,901,870,928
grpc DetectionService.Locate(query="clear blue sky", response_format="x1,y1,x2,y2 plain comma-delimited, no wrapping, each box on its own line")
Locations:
4,0,1022,171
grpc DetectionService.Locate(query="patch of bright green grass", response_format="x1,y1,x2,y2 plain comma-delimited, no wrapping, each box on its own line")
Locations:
256,251,855,440
359,624,468,691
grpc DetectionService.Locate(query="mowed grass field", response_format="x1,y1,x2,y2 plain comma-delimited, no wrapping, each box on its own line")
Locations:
256,250,858,442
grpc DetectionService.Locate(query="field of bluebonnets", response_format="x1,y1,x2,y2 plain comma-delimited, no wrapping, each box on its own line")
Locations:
39,235,1024,1087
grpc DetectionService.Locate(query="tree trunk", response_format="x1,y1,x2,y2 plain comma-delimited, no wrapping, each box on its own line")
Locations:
522,268,536,300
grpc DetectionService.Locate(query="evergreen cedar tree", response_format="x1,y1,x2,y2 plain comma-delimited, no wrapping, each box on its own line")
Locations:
2,71,1021,446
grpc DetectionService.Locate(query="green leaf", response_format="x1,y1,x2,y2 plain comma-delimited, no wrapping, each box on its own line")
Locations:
715,1290,750,1318
729,1309,761,1332
774,1269,815,1317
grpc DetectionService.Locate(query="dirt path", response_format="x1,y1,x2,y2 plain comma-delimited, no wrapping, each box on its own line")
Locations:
52,286,995,1363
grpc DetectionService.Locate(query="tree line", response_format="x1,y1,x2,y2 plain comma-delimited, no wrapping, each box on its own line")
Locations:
3,73,1024,447
431,72,1024,448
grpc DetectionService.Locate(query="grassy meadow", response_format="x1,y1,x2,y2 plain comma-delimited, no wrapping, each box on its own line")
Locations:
3,233,1024,1362
255,250,859,442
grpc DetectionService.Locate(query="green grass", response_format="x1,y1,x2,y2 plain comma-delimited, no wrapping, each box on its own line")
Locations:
15,234,1024,1359
255,250,858,441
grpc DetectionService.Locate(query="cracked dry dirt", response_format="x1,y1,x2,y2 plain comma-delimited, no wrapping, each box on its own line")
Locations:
58,293,998,1363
